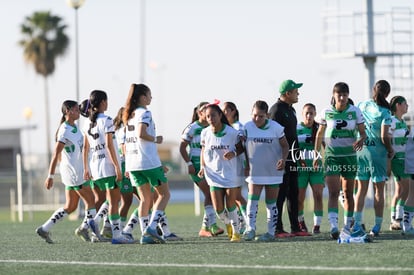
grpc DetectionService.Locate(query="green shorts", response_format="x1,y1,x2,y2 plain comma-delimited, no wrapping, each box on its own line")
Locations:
391,158,410,181
189,159,203,184
298,164,325,188
356,145,387,183
92,176,121,191
120,161,133,193
65,181,90,191
324,155,357,179
129,166,167,188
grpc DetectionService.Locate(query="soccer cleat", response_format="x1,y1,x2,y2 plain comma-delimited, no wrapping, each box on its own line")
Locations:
164,233,183,241
243,230,256,241
330,227,339,240
299,220,308,232
210,224,224,236
275,230,295,238
292,231,312,237
199,227,213,237
226,224,233,239
312,225,321,234
101,226,112,239
144,227,166,244
121,231,134,241
75,227,91,242
111,235,135,244
369,224,381,237
36,226,53,244
256,232,275,242
156,225,163,236
140,235,157,244
390,220,402,231
230,233,241,242
88,219,103,241
351,228,367,238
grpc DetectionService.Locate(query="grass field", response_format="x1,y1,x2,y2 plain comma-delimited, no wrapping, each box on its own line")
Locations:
1,202,414,275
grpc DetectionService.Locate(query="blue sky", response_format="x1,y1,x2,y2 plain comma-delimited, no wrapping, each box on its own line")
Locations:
1,0,413,155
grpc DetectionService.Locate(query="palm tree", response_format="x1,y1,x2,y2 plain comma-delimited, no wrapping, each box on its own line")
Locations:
19,11,69,164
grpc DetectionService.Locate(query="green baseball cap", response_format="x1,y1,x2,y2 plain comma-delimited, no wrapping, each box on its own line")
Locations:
279,79,303,94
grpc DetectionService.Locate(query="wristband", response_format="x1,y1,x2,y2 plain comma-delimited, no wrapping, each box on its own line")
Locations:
186,161,193,166
153,136,157,143
233,150,238,157
47,174,54,179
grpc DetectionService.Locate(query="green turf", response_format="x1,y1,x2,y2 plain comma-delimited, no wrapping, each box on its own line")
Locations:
1,203,414,275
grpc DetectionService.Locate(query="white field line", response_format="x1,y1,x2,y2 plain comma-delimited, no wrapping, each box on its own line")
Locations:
1,259,414,272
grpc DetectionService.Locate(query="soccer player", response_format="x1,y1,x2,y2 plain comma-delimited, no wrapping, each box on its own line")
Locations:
123,83,178,244
83,90,133,244
388,96,410,230
198,103,244,242
36,100,101,244
243,100,288,242
179,102,224,237
297,103,324,234
314,82,366,240
353,80,392,237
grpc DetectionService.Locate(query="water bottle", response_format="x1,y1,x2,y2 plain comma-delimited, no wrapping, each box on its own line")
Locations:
338,236,367,244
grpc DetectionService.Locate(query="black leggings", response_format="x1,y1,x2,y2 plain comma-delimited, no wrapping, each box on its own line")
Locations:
276,162,300,233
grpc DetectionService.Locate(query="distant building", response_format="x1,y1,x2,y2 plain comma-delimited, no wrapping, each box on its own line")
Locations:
0,128,22,172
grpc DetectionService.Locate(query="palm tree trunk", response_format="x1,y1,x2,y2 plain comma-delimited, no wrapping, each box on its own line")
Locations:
43,76,52,165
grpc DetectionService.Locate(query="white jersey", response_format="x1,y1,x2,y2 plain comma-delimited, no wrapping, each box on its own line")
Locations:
125,107,161,171
115,125,126,163
244,119,285,185
56,122,84,187
83,113,120,180
200,124,241,188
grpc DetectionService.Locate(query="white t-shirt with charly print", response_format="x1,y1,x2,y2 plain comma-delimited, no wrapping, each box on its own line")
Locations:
244,119,285,185
125,107,161,172
57,122,84,187
200,124,241,188
83,113,120,180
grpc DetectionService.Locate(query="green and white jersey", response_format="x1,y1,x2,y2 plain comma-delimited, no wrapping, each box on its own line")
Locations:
389,116,409,159
83,113,120,180
57,122,84,187
200,124,241,188
181,121,206,161
358,99,392,147
405,129,414,174
125,107,161,172
318,104,364,157
244,119,285,185
296,122,317,165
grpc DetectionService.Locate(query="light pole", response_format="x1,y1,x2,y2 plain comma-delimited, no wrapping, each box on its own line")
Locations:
66,0,85,102
23,107,33,220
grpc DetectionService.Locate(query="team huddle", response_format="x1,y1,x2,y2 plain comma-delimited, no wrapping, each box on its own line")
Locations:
35,79,414,244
